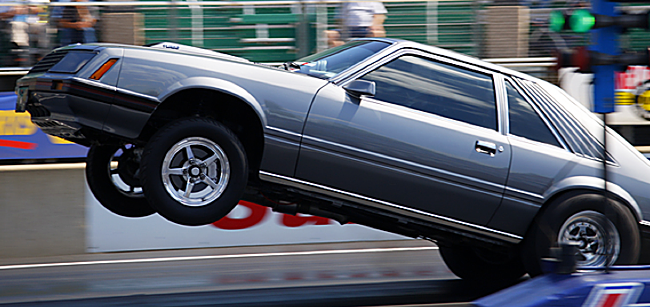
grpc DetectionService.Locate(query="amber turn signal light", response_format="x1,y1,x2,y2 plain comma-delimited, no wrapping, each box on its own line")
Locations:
90,59,118,80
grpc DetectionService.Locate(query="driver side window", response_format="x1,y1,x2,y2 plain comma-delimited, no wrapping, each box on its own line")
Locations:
359,55,498,130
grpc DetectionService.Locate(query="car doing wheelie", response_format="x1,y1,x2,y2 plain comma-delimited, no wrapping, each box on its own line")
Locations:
15,39,650,283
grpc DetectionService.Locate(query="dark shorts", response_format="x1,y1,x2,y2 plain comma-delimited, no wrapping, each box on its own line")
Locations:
347,26,371,38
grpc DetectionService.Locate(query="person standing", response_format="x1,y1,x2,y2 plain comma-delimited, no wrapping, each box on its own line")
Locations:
340,0,387,39
327,0,387,47
55,0,96,45
0,0,49,58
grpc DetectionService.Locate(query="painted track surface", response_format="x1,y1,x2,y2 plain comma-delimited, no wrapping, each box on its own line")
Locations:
0,240,517,306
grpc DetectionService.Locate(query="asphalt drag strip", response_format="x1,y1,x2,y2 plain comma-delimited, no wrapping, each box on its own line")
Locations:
0,278,504,307
0,240,520,306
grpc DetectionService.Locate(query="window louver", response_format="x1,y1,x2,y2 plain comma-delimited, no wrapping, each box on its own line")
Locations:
29,50,70,74
514,78,614,163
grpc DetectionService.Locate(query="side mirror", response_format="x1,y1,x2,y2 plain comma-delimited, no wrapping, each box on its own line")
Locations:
343,80,375,98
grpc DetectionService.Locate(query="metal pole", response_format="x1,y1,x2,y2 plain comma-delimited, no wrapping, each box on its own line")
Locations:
297,0,310,58
603,113,612,272
169,0,179,42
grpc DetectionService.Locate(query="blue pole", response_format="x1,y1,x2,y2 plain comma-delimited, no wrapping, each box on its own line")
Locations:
591,0,618,113
590,0,616,269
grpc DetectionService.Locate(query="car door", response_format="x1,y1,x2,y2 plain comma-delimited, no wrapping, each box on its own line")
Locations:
295,49,511,226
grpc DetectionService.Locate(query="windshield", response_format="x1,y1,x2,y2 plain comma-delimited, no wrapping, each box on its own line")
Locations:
293,40,391,79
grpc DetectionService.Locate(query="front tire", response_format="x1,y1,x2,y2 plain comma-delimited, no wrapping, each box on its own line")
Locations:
522,193,640,276
86,144,155,218
141,118,248,226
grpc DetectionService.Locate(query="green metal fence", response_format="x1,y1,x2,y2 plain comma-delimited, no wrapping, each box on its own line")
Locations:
135,0,479,62
3,0,646,81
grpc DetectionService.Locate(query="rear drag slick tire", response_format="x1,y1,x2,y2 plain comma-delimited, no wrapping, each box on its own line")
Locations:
141,118,248,226
86,144,155,218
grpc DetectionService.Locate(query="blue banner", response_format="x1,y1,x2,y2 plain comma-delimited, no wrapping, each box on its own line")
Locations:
0,92,88,160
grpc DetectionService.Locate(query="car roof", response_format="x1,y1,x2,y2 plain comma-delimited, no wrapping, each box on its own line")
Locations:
359,37,540,84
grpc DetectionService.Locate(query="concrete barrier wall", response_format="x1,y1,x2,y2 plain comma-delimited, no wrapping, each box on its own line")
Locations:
0,164,87,259
0,163,405,260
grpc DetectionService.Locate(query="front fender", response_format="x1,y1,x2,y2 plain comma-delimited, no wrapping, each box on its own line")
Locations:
159,76,268,128
546,176,643,221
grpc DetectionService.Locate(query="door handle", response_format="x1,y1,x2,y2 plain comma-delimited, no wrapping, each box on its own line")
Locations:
475,140,498,156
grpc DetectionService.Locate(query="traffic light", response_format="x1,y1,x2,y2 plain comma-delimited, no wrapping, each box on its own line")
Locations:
550,0,650,113
551,9,650,33
549,11,571,32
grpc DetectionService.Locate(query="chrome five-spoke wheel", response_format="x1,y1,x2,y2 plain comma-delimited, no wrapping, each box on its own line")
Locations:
141,117,248,226
162,137,230,207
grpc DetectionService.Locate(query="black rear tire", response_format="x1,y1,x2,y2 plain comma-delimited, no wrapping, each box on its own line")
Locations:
86,144,155,218
141,118,248,226
522,193,640,276
438,244,526,284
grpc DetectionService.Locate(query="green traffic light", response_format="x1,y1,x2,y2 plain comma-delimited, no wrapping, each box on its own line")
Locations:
549,11,566,32
569,9,596,33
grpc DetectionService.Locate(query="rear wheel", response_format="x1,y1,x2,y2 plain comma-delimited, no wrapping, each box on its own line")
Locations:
522,193,640,276
438,244,526,284
86,144,155,217
141,118,248,226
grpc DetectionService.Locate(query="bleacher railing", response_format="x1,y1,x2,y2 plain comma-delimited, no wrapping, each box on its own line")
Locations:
0,0,586,82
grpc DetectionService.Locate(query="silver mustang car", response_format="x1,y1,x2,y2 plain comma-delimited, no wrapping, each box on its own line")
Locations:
15,38,650,283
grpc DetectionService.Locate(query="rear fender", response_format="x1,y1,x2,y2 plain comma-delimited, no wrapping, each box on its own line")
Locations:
159,77,267,127
546,176,642,221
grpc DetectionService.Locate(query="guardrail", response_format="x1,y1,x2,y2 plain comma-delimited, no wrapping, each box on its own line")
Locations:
0,67,28,91
0,67,29,76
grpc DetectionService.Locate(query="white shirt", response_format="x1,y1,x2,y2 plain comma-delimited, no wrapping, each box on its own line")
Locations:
340,1,387,27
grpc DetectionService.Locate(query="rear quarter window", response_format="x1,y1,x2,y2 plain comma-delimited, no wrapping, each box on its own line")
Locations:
507,80,560,147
